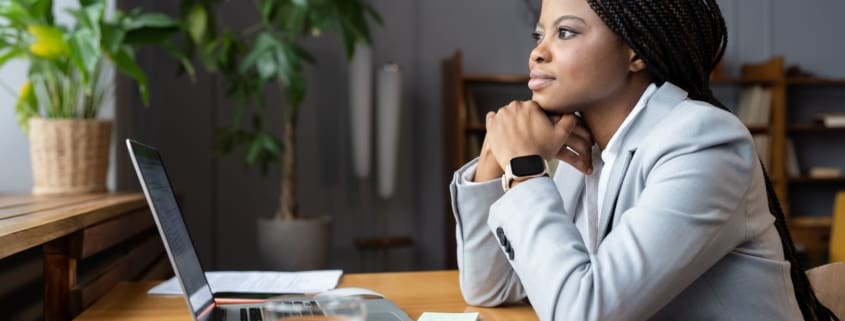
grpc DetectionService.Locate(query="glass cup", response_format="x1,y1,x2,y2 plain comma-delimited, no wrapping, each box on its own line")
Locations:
263,295,367,321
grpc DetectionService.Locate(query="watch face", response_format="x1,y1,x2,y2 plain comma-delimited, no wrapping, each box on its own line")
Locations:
511,155,546,177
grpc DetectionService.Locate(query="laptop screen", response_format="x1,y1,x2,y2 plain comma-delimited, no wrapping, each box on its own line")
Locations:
127,140,214,319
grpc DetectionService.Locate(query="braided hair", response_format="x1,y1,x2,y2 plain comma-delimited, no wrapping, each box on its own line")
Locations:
583,0,838,320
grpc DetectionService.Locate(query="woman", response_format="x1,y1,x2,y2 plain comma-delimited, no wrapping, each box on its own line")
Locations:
449,0,836,320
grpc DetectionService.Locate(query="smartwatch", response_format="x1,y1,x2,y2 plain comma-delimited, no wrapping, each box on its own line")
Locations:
501,155,549,192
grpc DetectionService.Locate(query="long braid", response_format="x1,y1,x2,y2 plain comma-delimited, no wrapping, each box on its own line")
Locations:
585,1,837,320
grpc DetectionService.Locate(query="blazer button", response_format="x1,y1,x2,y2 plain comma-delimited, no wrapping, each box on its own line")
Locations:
507,247,515,260
496,227,507,246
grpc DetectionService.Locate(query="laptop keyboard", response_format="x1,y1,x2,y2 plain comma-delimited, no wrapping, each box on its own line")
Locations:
240,307,263,321
240,300,322,321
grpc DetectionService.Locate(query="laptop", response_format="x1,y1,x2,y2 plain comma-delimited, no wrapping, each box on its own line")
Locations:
126,139,413,321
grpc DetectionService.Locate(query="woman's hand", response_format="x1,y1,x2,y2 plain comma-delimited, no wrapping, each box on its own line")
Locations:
553,115,594,175
485,100,578,171
473,135,504,182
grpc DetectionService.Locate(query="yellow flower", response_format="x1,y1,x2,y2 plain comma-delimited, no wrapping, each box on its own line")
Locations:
27,25,69,59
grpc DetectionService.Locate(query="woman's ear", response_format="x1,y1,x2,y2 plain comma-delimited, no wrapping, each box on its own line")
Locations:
628,48,647,73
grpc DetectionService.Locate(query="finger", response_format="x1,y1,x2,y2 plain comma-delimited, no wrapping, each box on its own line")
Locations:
556,147,592,174
564,135,593,161
485,111,496,130
553,114,578,140
569,123,594,145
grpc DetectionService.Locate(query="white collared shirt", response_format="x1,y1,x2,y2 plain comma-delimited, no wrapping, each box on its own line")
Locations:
575,83,657,250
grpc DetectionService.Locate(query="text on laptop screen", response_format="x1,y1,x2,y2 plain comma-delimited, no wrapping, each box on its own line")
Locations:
131,143,214,316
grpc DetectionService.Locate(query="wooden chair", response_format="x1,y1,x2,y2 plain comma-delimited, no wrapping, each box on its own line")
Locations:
807,261,845,318
830,191,845,262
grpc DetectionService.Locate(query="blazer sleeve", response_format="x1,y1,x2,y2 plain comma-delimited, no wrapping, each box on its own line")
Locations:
487,130,754,321
450,158,527,306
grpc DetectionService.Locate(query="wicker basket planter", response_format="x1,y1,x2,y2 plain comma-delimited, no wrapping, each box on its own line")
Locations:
28,118,112,195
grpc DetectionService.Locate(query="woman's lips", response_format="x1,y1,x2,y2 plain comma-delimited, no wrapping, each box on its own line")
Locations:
528,70,555,91
528,77,555,91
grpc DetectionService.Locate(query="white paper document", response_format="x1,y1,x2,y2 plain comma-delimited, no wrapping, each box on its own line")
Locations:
417,312,479,321
148,270,343,295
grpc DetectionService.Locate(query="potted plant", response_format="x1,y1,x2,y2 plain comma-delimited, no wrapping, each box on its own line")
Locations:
179,0,380,269
0,0,188,194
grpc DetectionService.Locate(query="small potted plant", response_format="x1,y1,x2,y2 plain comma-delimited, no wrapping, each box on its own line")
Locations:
0,0,189,194
179,0,380,269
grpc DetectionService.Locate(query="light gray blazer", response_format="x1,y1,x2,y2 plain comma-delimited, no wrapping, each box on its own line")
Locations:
449,82,804,321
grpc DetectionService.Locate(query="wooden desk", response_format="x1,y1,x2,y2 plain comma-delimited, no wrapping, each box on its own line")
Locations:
74,270,538,321
0,193,168,321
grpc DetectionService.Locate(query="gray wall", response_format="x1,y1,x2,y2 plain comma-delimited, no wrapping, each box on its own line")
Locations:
3,1,845,271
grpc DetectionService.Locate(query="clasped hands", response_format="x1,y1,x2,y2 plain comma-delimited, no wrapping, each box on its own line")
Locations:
474,100,595,182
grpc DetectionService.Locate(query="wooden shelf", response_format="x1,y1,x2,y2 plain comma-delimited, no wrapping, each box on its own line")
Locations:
464,74,528,84
747,126,769,134
710,76,779,85
788,124,845,132
787,77,845,86
790,216,832,229
788,176,845,184
465,124,486,133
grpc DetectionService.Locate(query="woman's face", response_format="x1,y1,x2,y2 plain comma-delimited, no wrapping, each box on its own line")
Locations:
529,0,637,113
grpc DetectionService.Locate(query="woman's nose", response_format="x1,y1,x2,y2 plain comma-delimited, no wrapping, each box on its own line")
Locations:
530,44,549,64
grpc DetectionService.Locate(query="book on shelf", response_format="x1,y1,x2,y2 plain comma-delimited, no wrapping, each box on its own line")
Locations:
786,138,801,177
736,86,772,127
812,113,845,128
465,89,482,158
752,134,770,170
808,166,841,178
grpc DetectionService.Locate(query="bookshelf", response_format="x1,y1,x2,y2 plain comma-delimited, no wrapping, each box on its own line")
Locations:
712,56,845,267
441,51,532,268
443,52,844,268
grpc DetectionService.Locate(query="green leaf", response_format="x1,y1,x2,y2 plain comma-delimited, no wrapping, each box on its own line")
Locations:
32,0,54,25
162,42,195,81
15,81,39,133
0,48,26,69
0,1,34,27
239,32,275,74
67,2,104,37
124,26,178,45
186,4,207,44
67,28,101,93
245,133,263,165
27,24,69,59
256,52,276,80
101,23,126,54
111,48,150,105
260,0,276,24
123,13,179,30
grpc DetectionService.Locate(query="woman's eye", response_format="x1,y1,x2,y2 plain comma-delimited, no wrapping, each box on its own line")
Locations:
531,31,543,43
558,28,577,40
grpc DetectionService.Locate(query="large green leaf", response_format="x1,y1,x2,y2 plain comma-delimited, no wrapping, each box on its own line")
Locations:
100,23,126,54
186,4,207,43
111,48,149,105
67,28,100,93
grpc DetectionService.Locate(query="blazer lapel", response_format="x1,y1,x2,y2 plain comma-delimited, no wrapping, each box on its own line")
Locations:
597,149,635,239
596,82,689,242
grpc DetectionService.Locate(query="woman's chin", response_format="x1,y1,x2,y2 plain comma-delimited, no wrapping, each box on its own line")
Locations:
531,95,570,114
